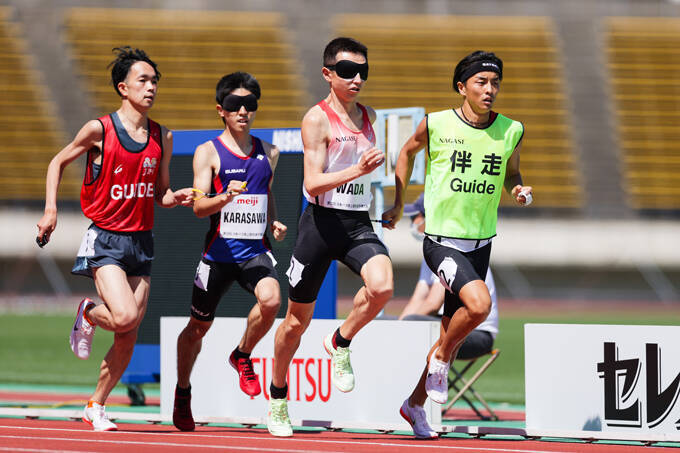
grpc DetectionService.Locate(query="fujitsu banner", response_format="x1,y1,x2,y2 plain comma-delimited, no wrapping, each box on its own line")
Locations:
525,324,680,442
161,318,440,427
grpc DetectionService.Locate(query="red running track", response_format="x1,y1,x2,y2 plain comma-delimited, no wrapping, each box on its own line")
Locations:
0,418,674,453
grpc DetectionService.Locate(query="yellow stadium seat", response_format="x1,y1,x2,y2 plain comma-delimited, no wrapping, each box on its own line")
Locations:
64,8,310,130
0,7,77,200
606,17,680,210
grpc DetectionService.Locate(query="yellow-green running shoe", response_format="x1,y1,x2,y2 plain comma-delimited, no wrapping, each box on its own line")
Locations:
267,397,293,437
323,333,355,392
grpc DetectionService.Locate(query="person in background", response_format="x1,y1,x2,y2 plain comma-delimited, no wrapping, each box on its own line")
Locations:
399,193,498,363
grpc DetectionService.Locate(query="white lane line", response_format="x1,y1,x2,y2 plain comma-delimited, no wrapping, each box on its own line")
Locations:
0,436,327,453
0,448,93,453
0,425,579,453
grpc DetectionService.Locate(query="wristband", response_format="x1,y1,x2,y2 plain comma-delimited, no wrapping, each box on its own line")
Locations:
519,189,533,206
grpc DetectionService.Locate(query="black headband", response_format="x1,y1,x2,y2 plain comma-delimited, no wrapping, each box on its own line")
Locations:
459,61,502,84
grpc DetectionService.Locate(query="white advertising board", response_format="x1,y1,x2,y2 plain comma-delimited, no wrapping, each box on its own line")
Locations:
525,324,680,442
161,317,440,428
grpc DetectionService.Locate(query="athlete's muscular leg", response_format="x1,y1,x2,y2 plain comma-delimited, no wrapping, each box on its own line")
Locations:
176,318,213,388
339,254,393,340
239,277,281,354
408,282,490,406
434,280,490,363
89,265,145,332
272,301,315,388
91,275,149,404
408,316,464,406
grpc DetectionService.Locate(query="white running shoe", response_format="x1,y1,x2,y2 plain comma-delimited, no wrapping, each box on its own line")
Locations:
267,398,293,437
70,298,96,360
399,398,438,439
323,333,355,392
83,402,117,431
425,348,449,404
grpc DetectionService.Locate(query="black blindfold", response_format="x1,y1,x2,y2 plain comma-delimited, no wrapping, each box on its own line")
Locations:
221,93,258,112
325,60,369,81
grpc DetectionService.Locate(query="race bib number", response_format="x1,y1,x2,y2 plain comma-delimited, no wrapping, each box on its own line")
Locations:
322,173,372,210
219,194,268,239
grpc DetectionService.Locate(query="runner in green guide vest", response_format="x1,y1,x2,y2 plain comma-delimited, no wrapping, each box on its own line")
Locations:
382,50,533,437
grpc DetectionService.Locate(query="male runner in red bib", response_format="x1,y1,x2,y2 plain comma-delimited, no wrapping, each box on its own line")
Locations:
267,37,392,437
36,47,193,431
172,72,287,431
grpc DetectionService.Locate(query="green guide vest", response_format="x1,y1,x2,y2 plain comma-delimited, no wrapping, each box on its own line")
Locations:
424,109,523,240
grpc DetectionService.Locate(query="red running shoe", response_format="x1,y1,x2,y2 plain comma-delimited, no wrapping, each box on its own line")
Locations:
229,350,262,397
172,387,195,432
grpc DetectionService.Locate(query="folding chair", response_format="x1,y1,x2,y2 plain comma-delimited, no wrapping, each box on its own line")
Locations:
442,348,501,420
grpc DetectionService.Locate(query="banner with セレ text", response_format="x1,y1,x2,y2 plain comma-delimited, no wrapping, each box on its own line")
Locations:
161,317,440,427
525,324,680,442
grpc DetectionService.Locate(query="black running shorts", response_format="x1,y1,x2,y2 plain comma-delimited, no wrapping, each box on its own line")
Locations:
71,223,153,278
287,203,389,303
423,236,491,318
191,253,278,321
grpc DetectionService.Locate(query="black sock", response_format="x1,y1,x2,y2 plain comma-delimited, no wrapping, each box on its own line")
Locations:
232,347,250,360
333,328,351,348
176,384,191,397
270,383,288,400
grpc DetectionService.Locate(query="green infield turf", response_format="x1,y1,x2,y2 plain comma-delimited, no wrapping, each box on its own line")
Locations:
1,309,678,404
0,314,114,386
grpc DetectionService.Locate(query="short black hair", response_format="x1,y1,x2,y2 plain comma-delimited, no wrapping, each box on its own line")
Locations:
452,50,503,93
108,46,160,97
215,72,261,105
323,37,368,66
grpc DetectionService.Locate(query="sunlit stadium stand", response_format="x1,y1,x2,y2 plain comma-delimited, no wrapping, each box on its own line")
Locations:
334,14,583,209
0,7,78,200
63,8,309,131
605,17,680,211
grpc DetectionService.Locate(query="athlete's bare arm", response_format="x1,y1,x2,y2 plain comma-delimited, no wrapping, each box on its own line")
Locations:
399,280,446,320
155,126,175,205
382,116,428,229
191,141,246,218
36,120,103,246
263,142,287,242
301,105,384,197
155,126,194,208
504,140,532,205
365,105,377,125
263,141,280,174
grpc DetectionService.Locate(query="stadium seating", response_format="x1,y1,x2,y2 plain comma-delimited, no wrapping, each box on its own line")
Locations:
605,17,680,211
0,7,79,200
64,8,309,132
334,14,583,209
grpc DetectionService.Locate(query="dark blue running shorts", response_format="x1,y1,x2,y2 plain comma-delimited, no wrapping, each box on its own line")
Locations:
71,223,154,278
